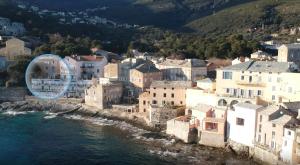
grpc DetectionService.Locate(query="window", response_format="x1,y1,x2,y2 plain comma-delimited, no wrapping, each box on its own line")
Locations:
241,89,244,96
180,101,183,105
222,71,232,80
226,88,230,93
171,93,174,98
236,118,245,126
272,95,276,100
143,101,146,105
171,101,174,105
268,76,272,82
257,90,262,96
241,76,244,80
163,93,166,97
258,135,261,142
272,131,275,138
152,100,157,104
272,124,276,127
162,101,165,104
153,93,156,97
260,115,262,122
284,140,287,146
164,88,166,90
288,131,291,136
143,109,146,112
97,69,100,73
249,76,252,82
259,124,262,133
172,88,174,90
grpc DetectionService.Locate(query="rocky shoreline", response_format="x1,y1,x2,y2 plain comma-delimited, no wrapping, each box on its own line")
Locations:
0,100,259,164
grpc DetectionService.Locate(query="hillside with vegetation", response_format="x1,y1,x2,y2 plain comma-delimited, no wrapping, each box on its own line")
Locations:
187,0,300,37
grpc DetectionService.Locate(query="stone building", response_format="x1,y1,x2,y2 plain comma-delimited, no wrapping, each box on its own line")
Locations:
0,38,31,60
85,78,123,109
156,58,207,82
278,43,300,64
129,62,162,94
149,81,193,107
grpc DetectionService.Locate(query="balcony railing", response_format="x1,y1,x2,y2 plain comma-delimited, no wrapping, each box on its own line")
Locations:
236,80,266,87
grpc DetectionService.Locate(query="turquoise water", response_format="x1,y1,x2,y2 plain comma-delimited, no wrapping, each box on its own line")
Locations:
0,113,172,165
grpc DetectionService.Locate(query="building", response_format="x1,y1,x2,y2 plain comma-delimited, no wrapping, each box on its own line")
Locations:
31,79,93,98
138,81,192,118
64,55,108,80
186,78,217,108
227,103,263,147
148,105,182,127
104,58,146,83
149,81,193,107
156,58,207,82
0,17,26,36
85,78,123,109
278,44,300,63
1,22,26,36
129,62,162,93
167,104,227,147
216,60,300,107
254,104,300,164
231,57,250,65
250,50,274,61
0,38,31,60
281,127,300,164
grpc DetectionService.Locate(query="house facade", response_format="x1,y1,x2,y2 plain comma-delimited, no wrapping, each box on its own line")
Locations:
227,103,263,147
216,60,300,107
0,38,31,60
64,55,108,80
156,58,207,82
129,62,162,94
85,78,123,109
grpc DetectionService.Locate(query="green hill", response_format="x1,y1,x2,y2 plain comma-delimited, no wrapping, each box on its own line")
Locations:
186,0,300,36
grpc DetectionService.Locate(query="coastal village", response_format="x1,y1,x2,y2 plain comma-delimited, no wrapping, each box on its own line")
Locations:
1,15,300,165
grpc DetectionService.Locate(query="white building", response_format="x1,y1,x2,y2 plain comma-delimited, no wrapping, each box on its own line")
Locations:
227,103,263,147
64,55,108,80
31,79,93,98
186,78,217,108
281,128,298,164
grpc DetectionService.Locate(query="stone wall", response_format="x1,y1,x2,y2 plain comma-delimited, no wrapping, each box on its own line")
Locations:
250,146,282,165
0,87,27,102
199,131,225,148
149,106,178,127
166,119,197,143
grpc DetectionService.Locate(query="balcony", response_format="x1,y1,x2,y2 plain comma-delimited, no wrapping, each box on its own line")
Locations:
236,80,266,87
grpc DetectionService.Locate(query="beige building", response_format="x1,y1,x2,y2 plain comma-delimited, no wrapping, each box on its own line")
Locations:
156,58,207,82
216,60,300,107
85,78,123,109
254,104,300,164
0,38,31,60
138,81,192,118
149,81,193,107
129,63,162,93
